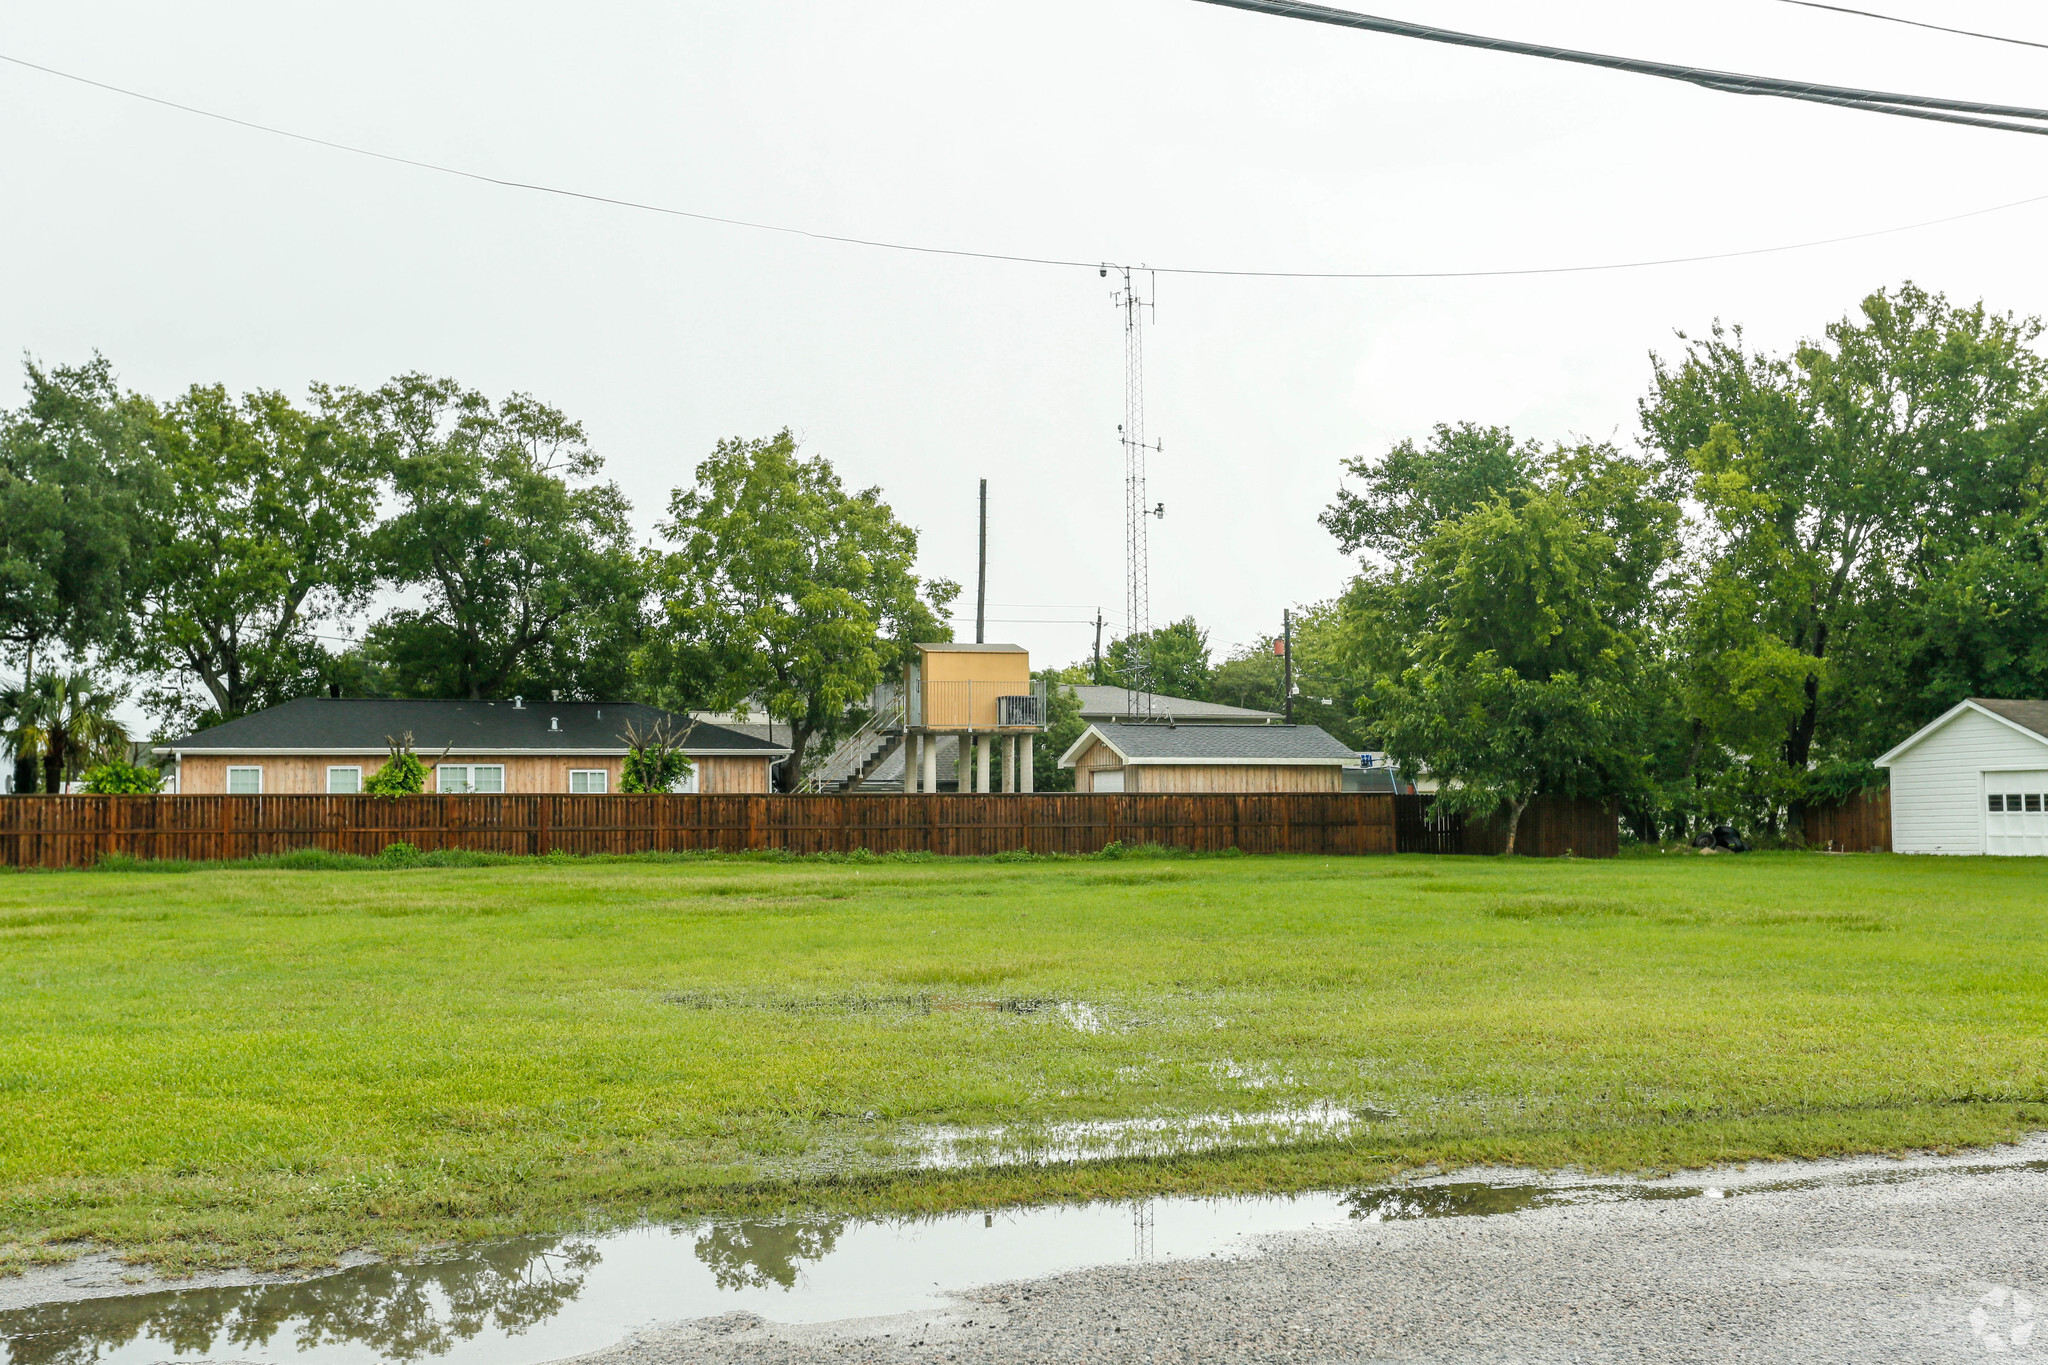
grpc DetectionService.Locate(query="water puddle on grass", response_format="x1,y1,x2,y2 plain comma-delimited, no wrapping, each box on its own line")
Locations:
10,1150,2046,1365
909,1101,1388,1169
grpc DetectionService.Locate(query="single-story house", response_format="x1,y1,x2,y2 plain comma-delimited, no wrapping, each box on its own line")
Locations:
1875,698,2048,855
155,698,790,795
1058,721,1358,793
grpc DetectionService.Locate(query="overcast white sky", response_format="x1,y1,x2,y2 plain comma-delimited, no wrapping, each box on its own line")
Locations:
6,0,2048,679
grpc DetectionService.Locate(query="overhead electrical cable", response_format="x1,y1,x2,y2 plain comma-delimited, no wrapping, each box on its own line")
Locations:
1190,0,2048,135
1776,0,2048,52
4,46,2048,280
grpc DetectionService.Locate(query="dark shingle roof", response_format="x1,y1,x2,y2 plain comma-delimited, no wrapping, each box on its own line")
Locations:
1974,699,2048,743
1068,686,1281,723
161,698,788,755
1076,721,1356,764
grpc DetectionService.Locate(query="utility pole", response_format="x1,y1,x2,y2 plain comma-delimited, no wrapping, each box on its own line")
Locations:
1093,609,1104,684
975,478,988,645
1282,608,1293,725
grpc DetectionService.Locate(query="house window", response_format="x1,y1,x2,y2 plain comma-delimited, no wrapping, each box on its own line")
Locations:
327,766,361,795
569,769,608,794
436,764,506,794
1990,794,2006,812
226,766,262,794
1092,769,1125,793
674,765,699,794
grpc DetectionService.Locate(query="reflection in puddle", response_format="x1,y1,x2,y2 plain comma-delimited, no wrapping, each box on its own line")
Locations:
911,1101,1390,1169
8,1156,2036,1365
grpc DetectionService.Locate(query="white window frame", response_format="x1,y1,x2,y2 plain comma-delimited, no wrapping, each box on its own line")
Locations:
1091,768,1125,793
569,769,608,794
326,765,362,795
226,766,263,795
437,764,505,794
673,765,699,794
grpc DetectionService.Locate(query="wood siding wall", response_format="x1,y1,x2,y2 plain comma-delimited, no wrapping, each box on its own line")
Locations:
1801,787,1893,853
0,793,1399,867
174,755,771,796
1070,740,1343,794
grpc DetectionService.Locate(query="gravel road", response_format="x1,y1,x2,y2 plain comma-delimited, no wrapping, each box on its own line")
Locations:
564,1154,2048,1364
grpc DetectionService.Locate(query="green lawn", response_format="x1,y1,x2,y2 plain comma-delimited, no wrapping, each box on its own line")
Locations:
4,848,2046,1273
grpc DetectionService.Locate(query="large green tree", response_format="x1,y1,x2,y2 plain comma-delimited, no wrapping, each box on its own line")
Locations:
1336,442,1680,851
134,383,382,729
0,357,155,684
1640,284,2048,818
345,375,644,701
1320,421,1540,560
1102,616,1211,701
647,430,956,786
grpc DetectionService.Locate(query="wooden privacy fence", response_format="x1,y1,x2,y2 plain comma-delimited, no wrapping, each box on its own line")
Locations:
1801,787,1892,853
1394,794,1620,859
0,793,1403,868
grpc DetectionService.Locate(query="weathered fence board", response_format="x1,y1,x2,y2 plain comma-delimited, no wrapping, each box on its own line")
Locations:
1394,794,1619,858
0,793,1401,868
1801,788,1892,853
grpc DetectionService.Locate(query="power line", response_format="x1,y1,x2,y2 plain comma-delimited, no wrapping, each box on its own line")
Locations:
4,46,2048,281
1191,0,2048,134
1776,0,2048,51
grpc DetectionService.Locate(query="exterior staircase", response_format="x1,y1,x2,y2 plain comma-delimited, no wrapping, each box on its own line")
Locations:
799,690,907,793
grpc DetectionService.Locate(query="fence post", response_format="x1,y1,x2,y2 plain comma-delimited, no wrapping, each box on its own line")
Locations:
537,795,551,856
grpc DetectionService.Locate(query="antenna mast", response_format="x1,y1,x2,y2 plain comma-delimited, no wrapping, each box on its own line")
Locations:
1108,265,1162,717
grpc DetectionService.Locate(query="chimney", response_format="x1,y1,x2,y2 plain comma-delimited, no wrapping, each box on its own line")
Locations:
513,696,524,710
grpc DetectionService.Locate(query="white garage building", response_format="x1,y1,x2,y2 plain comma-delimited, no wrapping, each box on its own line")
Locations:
1876,699,2048,855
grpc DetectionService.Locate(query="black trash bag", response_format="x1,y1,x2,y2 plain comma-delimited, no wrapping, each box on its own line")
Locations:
1713,824,1749,853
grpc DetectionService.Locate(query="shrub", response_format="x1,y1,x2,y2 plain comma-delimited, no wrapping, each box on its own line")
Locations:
379,841,422,864
364,752,428,796
79,760,165,795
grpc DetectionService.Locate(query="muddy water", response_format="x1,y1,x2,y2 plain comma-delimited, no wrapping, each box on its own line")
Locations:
6,1155,2040,1365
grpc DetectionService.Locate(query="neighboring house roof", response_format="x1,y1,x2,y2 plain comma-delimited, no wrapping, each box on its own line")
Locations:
1067,685,1281,724
1875,698,2048,767
155,698,791,757
1058,721,1356,768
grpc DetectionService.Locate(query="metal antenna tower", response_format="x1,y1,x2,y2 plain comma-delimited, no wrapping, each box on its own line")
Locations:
1107,265,1163,717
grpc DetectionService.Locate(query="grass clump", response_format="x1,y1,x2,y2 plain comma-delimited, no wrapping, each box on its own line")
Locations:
2,851,2046,1273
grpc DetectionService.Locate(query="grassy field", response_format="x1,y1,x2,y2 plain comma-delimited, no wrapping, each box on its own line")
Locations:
3,847,2046,1274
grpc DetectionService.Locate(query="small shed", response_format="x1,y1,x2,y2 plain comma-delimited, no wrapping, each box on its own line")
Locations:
1875,698,2048,855
1058,722,1356,794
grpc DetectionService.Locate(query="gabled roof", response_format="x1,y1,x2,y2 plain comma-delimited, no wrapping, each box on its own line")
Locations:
1875,698,2048,767
1067,685,1281,723
155,698,790,757
1058,721,1356,768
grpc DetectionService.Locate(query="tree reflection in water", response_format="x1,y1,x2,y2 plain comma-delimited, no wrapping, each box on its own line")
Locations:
0,1236,599,1365
691,1217,847,1291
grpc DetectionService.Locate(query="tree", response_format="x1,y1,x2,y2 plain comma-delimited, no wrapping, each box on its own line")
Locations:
133,382,382,730
80,758,164,794
1031,667,1088,793
0,357,155,684
618,715,695,793
1640,284,2048,820
1320,422,1539,560
648,431,957,786
345,375,643,700
1102,617,1211,700
1210,602,1369,748
5,671,131,792
1336,442,1680,852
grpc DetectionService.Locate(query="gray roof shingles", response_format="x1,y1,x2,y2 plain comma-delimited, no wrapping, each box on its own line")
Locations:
1973,698,2048,743
1085,721,1356,762
161,698,787,754
1067,686,1280,722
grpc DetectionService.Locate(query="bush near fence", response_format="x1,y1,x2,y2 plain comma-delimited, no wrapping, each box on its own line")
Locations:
0,792,1623,869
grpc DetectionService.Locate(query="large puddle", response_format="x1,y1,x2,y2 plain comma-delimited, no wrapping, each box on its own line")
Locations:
8,1151,2045,1365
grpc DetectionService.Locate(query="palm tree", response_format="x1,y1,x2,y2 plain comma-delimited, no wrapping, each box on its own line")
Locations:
2,672,129,792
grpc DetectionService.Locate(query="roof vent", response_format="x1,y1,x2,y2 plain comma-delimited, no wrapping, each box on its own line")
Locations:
550,716,560,732
513,696,524,710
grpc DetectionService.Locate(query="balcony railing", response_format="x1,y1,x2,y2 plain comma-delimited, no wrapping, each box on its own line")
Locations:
907,679,1047,731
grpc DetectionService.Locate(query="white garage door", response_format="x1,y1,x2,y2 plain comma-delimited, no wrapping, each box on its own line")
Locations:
1985,772,2048,856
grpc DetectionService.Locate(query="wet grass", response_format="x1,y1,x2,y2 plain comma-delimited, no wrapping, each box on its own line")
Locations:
3,849,2047,1273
